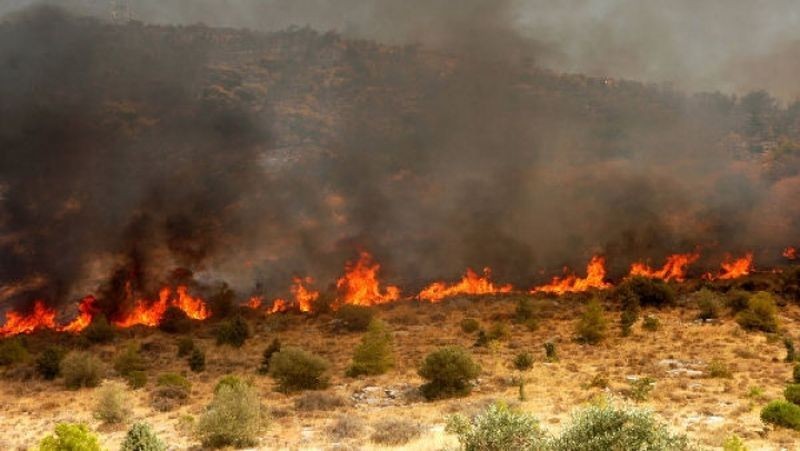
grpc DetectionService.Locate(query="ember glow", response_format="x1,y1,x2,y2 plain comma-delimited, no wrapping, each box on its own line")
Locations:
532,255,611,295
245,296,263,309
628,252,700,282
335,251,400,308
418,267,513,302
114,285,211,328
784,247,797,260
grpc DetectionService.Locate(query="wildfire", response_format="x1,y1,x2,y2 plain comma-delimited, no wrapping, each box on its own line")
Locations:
716,253,754,280
784,247,797,260
533,255,611,295
59,296,97,333
335,251,400,308
268,298,289,314
628,252,700,282
245,296,263,309
0,301,57,337
291,277,319,312
418,267,513,302
114,285,211,328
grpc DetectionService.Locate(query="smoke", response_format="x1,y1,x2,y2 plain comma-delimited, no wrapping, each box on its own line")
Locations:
1,2,800,313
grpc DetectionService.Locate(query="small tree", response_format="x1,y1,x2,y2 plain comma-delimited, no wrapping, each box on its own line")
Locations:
177,337,195,357
618,285,640,337
83,314,116,343
0,338,28,366
576,299,607,344
514,297,535,323
694,288,722,320
618,276,674,307
39,423,101,451
269,346,330,391
513,352,534,371
736,292,779,333
195,378,266,448
216,316,250,347
785,337,797,362
447,402,544,451
347,319,395,377
159,306,193,334
114,342,147,377
335,305,374,332
257,338,281,374
121,423,166,451
36,346,64,380
93,381,132,424
418,346,480,400
151,373,192,412
761,400,800,430
188,348,206,373
61,351,104,389
460,318,480,334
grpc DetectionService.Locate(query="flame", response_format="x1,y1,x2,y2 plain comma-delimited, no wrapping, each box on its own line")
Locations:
114,285,210,328
268,298,289,314
291,277,319,313
418,267,512,302
784,247,797,260
335,251,400,308
0,300,58,337
716,253,754,280
245,296,263,309
532,255,610,295
628,252,700,282
59,296,97,333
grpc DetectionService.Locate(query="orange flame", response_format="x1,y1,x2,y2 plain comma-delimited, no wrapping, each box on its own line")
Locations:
716,253,754,280
59,296,97,333
0,300,58,337
291,277,319,313
245,296,263,309
418,267,512,302
533,255,610,295
784,247,797,260
268,298,289,314
335,251,400,308
114,285,210,328
628,252,700,282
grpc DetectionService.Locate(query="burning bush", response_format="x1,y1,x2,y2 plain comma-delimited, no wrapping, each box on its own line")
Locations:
575,299,607,345
0,338,28,366
93,381,132,425
347,319,394,377
36,346,64,380
446,402,544,451
39,423,101,451
269,346,330,392
736,291,779,332
257,338,281,375
418,346,480,400
195,377,266,448
121,423,166,451
61,351,104,389
618,276,674,308
761,400,800,430
215,316,250,348
335,305,375,332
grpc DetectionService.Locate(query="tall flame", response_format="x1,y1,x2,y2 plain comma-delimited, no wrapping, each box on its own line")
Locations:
628,252,700,282
114,285,210,328
59,296,97,333
335,251,400,308
268,298,289,314
533,255,610,295
716,253,754,280
0,301,58,337
418,267,512,302
291,277,319,312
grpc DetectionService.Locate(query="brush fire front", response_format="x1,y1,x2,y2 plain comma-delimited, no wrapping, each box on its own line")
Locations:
0,248,764,337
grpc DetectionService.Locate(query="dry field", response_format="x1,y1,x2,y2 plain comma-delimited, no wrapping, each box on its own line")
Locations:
2,293,799,450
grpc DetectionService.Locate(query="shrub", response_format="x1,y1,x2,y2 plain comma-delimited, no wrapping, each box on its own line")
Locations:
327,415,365,440
643,315,661,331
617,285,640,337
575,300,607,344
785,337,797,362
722,435,748,451
781,266,800,302
114,343,147,377
93,381,132,424
215,316,250,347
487,323,510,341
369,417,422,446
269,346,330,391
39,423,101,451
335,305,374,332
195,378,266,448
151,373,191,411
694,288,722,320
83,314,116,343
736,292,779,333
347,319,395,377
187,348,206,373
513,352,534,371
474,330,490,348
627,377,655,402
761,400,800,430
121,422,166,451
214,375,248,393
418,346,481,400
294,391,346,411
619,276,674,308
209,283,236,318
158,306,192,334
447,402,544,451
36,346,64,380
725,289,751,313
0,338,28,365
176,337,195,357
551,404,690,450
708,359,732,378
514,297,535,323
61,351,104,389
544,341,558,362
794,363,800,383
784,384,800,405
126,370,148,389
257,338,281,374
460,318,480,334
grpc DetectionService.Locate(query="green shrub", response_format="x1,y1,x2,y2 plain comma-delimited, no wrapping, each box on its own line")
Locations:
61,351,104,389
418,346,481,400
785,337,796,362
327,414,365,440
794,363,800,383
36,346,64,380
294,391,346,411
446,402,544,451
39,423,101,451
514,297,535,323
188,348,206,373
335,305,374,332
736,292,779,332
151,373,192,411
474,330,490,347
551,404,690,450
0,337,28,366
347,319,394,377
215,316,250,347
195,378,266,448
158,306,192,333
487,323,510,341
617,285,640,337
214,375,248,393
694,288,722,320
121,422,166,451
761,400,800,430
643,315,661,331
618,276,675,308
780,266,800,302
784,384,800,405
157,372,191,391
257,338,281,374
575,300,607,345
725,289,751,313
460,318,480,334
176,337,195,357
126,370,148,389
722,434,748,451
93,381,132,424
269,346,330,392
708,359,732,378
114,343,147,377
544,341,558,362
513,352,534,371
83,314,115,343
627,377,655,402
369,417,422,446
